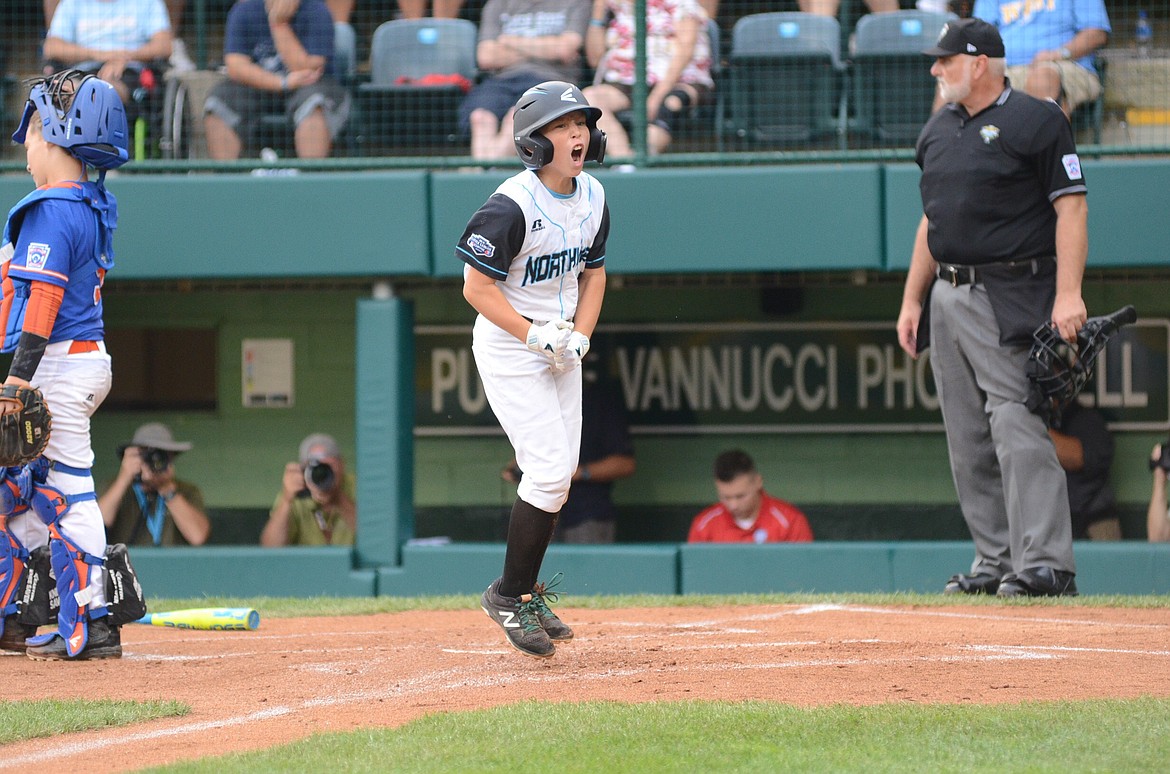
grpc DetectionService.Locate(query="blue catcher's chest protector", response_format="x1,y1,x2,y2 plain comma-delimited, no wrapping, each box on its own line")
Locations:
1,183,117,353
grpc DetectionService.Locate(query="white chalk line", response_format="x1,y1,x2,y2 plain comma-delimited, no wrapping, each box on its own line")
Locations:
5,603,1166,767
1,707,293,766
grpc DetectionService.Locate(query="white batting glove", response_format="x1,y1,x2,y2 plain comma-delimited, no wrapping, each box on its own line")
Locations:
554,331,590,372
526,318,573,358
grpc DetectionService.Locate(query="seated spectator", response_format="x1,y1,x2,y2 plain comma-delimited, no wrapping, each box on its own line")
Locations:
42,0,175,125
460,0,589,161
203,0,351,160
688,449,813,543
99,423,211,546
1148,442,1170,543
261,433,357,546
1049,403,1120,540
973,0,1110,117
45,0,195,72
583,0,714,158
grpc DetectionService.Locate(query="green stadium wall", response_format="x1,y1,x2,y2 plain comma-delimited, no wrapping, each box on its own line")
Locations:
1,161,1166,597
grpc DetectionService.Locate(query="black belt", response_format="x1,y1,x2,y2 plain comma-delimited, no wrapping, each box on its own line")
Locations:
937,258,1046,287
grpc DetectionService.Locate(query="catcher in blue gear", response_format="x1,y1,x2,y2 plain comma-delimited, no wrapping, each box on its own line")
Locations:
0,70,145,660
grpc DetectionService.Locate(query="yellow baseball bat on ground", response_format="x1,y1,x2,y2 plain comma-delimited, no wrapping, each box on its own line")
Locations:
132,607,260,631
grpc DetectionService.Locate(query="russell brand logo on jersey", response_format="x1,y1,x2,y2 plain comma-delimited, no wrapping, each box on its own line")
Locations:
522,247,587,286
466,233,495,258
531,218,544,232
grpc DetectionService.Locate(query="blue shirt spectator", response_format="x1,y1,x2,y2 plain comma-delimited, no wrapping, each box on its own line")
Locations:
973,0,1110,115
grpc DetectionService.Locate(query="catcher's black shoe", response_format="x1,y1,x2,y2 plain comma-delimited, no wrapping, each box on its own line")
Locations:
481,579,555,658
996,567,1078,598
531,573,573,641
943,572,1001,596
26,617,122,661
0,615,36,653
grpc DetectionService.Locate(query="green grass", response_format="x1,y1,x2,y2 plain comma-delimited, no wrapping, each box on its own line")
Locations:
0,699,188,744
20,594,1164,771
146,698,1170,773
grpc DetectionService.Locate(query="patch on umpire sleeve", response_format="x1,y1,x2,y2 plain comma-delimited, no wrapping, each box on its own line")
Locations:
1062,154,1083,180
466,233,496,259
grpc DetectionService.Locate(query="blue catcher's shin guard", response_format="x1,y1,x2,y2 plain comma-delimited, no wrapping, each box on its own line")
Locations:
23,480,102,658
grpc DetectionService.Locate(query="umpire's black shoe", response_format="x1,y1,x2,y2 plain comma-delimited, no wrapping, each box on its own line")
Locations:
480,580,555,658
943,573,1001,595
996,567,1078,598
0,615,36,653
26,617,122,661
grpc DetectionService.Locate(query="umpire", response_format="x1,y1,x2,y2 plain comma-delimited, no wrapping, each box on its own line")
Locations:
895,18,1088,598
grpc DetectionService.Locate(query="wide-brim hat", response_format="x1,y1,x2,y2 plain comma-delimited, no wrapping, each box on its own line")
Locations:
129,422,193,452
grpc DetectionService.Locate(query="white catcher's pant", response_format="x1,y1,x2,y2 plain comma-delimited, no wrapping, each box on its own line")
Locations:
473,316,582,513
6,342,113,608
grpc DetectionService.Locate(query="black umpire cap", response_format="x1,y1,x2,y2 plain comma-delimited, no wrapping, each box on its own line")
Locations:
923,17,1006,58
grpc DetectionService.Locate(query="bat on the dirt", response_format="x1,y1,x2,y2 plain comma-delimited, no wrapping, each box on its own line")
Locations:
132,607,260,631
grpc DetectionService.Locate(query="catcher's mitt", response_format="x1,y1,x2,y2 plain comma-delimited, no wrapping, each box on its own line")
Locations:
1025,305,1137,428
0,385,52,467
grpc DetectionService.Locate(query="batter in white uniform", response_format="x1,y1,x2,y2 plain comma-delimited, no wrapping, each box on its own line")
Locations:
456,81,610,658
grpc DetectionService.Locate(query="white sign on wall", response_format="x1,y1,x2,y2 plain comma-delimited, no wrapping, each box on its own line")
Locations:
242,338,294,408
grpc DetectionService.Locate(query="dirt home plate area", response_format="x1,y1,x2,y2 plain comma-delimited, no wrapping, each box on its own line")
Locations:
4,603,1170,771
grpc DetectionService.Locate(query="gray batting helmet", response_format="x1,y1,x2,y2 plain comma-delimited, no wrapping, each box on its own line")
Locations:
513,81,606,171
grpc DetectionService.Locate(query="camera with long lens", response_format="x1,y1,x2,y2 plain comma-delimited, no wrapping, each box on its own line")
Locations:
1150,441,1170,472
304,458,336,491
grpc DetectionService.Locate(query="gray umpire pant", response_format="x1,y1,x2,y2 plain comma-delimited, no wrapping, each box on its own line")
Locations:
928,279,1076,577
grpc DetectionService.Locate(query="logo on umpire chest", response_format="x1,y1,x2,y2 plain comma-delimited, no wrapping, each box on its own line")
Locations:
979,125,999,144
466,233,495,259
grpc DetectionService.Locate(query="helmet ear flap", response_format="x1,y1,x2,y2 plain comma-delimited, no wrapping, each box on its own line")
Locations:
585,126,607,165
524,134,554,170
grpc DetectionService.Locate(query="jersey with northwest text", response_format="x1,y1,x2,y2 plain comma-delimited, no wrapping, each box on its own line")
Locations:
457,169,609,323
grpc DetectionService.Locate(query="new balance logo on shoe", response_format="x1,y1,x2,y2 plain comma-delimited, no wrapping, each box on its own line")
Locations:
481,580,555,658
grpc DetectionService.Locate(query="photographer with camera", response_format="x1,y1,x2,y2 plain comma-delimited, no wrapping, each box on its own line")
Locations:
261,433,356,547
99,423,211,546
1147,441,1170,542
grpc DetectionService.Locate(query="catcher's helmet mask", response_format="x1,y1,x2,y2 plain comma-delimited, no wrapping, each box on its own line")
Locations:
12,69,129,171
1025,322,1084,423
513,81,606,171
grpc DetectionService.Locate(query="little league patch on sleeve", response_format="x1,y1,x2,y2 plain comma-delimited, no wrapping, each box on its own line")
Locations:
1062,154,1083,180
25,242,51,269
467,233,495,258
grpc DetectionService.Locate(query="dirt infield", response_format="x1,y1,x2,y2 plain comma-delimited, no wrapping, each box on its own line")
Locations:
4,603,1170,772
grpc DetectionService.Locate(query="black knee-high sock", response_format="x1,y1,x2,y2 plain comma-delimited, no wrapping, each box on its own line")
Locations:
499,498,558,598
527,510,559,591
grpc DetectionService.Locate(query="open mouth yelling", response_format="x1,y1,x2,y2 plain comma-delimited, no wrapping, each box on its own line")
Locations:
571,144,585,163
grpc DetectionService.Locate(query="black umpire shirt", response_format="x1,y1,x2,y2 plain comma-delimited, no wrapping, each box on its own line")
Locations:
916,82,1087,266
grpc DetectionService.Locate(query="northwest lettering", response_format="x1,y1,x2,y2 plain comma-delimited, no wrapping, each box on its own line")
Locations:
522,247,587,286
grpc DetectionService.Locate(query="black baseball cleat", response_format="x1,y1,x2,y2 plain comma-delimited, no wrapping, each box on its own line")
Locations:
26,617,122,661
943,573,1001,595
996,567,1078,598
0,615,36,653
531,573,573,641
481,579,555,658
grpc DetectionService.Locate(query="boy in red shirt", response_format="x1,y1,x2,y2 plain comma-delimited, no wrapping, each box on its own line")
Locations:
688,449,813,544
